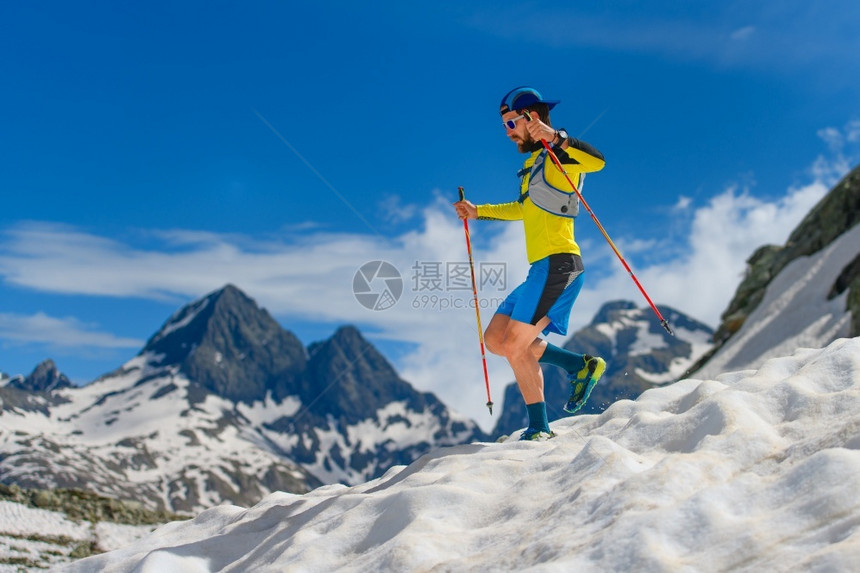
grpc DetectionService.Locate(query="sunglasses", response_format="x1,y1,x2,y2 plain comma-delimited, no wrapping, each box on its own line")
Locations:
502,114,526,130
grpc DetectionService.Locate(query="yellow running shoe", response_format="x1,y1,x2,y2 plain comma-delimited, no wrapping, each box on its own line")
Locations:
564,355,606,414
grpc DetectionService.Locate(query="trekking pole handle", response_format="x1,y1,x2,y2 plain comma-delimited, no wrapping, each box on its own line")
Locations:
523,110,552,146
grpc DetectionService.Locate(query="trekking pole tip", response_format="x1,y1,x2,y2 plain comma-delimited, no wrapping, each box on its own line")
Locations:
661,319,675,336
487,401,494,415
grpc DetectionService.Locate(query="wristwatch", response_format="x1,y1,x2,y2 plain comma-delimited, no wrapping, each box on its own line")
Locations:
553,128,569,148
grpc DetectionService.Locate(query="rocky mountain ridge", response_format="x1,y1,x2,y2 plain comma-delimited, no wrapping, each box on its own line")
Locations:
0,285,486,513
140,284,308,404
4,359,72,393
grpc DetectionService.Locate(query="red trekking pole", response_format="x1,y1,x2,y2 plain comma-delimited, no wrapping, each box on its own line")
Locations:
458,186,494,415
523,111,674,336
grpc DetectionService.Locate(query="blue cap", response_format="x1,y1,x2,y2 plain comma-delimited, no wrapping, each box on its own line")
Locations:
500,86,560,113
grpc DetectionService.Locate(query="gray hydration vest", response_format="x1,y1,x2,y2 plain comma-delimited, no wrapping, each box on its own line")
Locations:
518,150,582,218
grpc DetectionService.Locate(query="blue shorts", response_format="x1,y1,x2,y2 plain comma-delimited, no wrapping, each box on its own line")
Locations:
496,253,585,336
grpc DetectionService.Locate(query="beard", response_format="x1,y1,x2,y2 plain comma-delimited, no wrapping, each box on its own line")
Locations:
515,134,543,154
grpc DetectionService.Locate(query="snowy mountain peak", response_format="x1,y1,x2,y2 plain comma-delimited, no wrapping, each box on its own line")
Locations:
6,359,72,393
305,325,422,425
142,284,307,404
0,285,487,512
591,301,713,356
565,300,713,399
309,325,400,385
144,284,264,357
591,299,638,323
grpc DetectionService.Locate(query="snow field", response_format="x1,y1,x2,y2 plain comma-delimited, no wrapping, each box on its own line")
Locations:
64,337,860,572
698,224,860,378
0,501,156,571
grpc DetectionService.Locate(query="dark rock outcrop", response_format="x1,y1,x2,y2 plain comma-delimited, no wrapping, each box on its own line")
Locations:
7,359,72,393
142,284,307,404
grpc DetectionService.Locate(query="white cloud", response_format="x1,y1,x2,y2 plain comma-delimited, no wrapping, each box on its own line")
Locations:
591,180,829,328
673,195,693,211
0,312,143,349
814,120,860,186
377,194,420,224
730,26,756,41
847,120,860,143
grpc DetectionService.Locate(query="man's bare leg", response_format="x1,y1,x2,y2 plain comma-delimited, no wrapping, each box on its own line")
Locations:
485,314,554,437
485,314,548,361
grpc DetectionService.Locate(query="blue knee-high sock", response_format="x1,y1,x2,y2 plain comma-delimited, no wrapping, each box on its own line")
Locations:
539,343,586,374
526,402,550,433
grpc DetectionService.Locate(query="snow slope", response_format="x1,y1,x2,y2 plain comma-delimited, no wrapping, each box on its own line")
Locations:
0,356,317,513
63,336,860,572
697,223,859,380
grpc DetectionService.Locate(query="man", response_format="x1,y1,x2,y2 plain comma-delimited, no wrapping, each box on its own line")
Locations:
453,86,607,441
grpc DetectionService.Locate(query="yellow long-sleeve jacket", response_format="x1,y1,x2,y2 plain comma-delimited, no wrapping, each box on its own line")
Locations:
477,139,605,264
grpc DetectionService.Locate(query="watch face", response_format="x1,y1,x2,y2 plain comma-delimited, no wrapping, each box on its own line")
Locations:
558,129,569,140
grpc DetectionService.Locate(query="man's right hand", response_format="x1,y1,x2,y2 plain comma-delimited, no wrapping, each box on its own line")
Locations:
453,200,478,220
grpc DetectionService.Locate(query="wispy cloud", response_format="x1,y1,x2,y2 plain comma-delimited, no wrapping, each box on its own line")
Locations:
472,3,860,76
730,26,756,41
815,120,860,184
0,312,143,350
0,222,391,310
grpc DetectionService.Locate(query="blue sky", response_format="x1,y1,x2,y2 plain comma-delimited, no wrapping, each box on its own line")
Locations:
2,1,859,426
